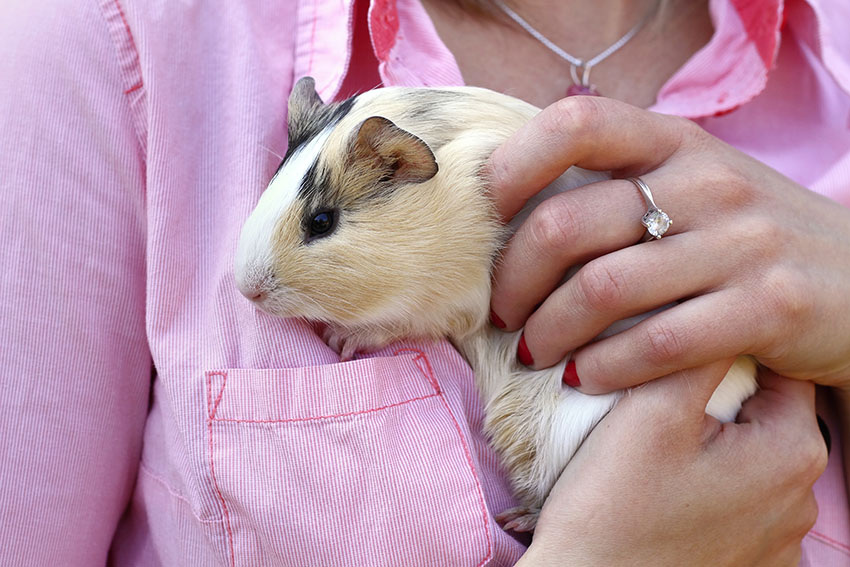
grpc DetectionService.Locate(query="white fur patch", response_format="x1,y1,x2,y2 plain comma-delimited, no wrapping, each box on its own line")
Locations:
234,128,332,294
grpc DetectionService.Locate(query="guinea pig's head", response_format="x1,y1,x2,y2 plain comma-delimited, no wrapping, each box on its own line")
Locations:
235,78,500,339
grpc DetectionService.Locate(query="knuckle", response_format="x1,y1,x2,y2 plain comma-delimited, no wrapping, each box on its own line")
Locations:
741,217,783,256
545,96,603,141
526,198,582,253
708,164,757,209
577,260,628,312
787,434,828,484
801,496,820,535
666,115,712,158
726,159,768,207
643,321,686,365
670,115,704,143
803,439,829,481
759,266,812,326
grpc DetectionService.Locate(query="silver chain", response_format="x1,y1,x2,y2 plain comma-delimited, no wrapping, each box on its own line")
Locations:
493,0,661,87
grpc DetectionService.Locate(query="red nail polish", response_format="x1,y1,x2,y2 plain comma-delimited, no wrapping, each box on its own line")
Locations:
517,334,534,366
563,361,581,388
490,310,507,329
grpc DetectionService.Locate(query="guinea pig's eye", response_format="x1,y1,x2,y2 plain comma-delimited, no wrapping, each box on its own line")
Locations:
306,209,337,241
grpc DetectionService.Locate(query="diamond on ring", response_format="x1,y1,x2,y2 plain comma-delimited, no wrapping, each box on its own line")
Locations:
642,208,671,239
627,177,672,239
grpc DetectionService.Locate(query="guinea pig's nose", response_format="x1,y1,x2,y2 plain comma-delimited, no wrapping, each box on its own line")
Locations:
235,269,274,303
238,284,268,303
246,290,266,302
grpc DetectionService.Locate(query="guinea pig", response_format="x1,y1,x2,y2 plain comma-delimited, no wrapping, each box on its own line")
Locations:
234,76,758,531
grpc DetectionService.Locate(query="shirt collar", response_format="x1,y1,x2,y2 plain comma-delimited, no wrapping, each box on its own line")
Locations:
301,0,848,119
652,0,783,118
293,0,357,102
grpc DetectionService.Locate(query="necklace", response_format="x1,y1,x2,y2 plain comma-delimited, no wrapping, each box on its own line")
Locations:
493,0,661,96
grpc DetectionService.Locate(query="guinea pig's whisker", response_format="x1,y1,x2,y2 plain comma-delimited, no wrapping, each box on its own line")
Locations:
281,287,357,318
258,143,284,161
304,288,360,314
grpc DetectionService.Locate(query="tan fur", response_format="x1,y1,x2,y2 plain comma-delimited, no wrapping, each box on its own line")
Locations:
267,86,537,346
237,81,758,531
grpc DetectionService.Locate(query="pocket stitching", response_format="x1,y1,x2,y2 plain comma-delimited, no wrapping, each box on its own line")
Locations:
210,390,442,424
206,370,236,567
414,352,493,567
206,348,493,566
207,350,442,424
396,348,494,566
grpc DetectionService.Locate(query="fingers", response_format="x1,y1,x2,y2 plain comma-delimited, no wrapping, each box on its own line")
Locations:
619,360,734,433
567,289,767,394
737,371,828,471
491,178,648,329
487,96,689,220
737,370,816,426
516,231,737,368
726,371,827,487
490,165,724,333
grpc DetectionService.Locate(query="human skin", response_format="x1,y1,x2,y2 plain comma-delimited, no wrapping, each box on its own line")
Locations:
513,364,827,567
425,0,850,391
487,96,850,390
485,95,850,487
420,0,849,559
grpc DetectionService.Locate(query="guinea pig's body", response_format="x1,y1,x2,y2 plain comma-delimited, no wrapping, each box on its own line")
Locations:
235,78,758,531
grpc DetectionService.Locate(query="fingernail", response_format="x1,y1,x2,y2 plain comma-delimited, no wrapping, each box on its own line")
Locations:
562,361,581,388
517,334,534,366
490,310,507,329
817,415,832,455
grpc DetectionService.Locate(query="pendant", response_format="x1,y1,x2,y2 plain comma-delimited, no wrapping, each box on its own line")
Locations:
566,84,600,97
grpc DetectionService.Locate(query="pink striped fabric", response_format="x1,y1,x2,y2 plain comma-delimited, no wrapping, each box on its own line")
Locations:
0,0,848,566
204,346,498,565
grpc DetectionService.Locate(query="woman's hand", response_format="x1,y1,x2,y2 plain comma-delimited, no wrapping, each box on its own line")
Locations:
487,96,850,393
515,363,828,567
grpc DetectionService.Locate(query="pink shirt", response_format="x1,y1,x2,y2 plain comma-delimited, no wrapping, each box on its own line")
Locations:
0,0,848,565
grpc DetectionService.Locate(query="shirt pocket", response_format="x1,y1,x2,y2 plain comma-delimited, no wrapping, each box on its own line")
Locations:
203,348,493,567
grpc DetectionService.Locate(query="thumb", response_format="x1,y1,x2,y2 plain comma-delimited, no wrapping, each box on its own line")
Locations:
737,369,816,428
626,358,735,432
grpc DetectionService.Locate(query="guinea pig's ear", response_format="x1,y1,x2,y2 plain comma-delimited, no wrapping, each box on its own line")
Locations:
288,76,324,127
352,116,438,185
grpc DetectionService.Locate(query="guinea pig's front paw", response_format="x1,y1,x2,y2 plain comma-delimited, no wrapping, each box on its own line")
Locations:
322,326,380,361
496,506,540,533
322,326,356,361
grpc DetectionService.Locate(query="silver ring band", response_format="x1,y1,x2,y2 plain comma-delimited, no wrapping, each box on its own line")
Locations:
627,177,672,239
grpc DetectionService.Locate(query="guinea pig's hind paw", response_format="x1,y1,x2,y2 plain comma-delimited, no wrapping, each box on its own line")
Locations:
496,506,540,533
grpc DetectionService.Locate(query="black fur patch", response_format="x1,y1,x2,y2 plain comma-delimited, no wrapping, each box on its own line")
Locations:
280,96,356,168
297,160,345,233
297,159,327,202
398,90,463,121
284,89,469,241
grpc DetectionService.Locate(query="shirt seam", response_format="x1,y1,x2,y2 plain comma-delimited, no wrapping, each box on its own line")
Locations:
205,350,493,565
138,462,227,526
807,530,850,556
94,0,148,160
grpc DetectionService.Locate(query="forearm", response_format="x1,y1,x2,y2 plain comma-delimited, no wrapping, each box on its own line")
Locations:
0,1,150,563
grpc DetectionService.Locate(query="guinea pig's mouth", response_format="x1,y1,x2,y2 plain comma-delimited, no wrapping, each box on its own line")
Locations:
253,286,324,321
236,269,317,320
